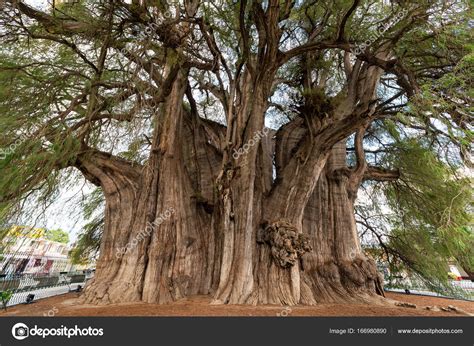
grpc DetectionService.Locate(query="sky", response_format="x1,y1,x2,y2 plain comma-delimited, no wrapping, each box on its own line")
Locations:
19,180,93,245
28,0,47,9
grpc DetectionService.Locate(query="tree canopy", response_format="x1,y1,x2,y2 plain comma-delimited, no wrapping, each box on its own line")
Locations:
0,0,472,302
44,227,70,244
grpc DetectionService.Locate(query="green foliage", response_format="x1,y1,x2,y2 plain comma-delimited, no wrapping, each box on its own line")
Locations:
69,188,104,265
382,139,473,292
69,216,102,265
44,228,69,244
407,50,473,162
0,37,84,228
0,289,13,311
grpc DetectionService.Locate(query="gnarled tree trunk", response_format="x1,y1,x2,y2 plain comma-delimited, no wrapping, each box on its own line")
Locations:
300,140,385,305
212,71,274,304
79,70,221,304
78,90,386,307
252,120,384,305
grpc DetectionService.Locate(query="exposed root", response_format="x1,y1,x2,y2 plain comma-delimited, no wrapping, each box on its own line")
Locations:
395,302,417,308
79,279,142,305
299,257,387,305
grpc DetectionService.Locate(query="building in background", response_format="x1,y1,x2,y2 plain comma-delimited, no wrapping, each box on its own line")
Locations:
0,226,79,275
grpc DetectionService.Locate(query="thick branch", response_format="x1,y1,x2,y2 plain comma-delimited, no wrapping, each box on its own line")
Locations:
75,147,142,190
363,167,400,182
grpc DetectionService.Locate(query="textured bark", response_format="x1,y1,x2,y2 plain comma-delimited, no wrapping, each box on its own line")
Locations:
252,120,384,305
212,72,273,304
301,141,385,304
79,70,221,304
78,104,385,306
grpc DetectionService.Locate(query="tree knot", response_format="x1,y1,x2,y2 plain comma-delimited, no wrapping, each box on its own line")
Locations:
260,220,312,268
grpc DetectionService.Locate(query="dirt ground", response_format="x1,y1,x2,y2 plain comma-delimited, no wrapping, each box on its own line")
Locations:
1,292,472,317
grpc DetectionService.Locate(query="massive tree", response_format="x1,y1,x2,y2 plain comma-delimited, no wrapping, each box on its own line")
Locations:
0,0,471,305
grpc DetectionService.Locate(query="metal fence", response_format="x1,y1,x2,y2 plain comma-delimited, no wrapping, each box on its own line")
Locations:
385,279,474,301
0,244,94,308
0,271,93,307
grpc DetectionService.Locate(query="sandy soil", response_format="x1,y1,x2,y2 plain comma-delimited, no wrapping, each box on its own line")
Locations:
1,292,472,317
0,293,474,316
